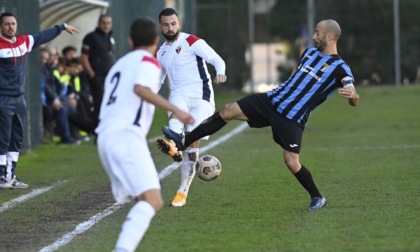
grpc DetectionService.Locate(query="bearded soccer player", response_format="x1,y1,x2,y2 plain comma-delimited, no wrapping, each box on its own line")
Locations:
156,8,227,207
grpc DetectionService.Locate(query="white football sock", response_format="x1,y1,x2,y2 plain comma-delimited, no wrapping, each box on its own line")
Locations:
6,152,19,180
178,148,199,195
115,201,156,252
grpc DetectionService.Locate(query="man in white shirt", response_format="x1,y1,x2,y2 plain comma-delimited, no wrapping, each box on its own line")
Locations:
96,17,193,252
156,7,227,207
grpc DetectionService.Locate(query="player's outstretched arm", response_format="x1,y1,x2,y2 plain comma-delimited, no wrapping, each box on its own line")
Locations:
134,84,194,125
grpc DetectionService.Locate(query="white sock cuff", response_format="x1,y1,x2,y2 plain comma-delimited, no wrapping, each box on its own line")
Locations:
7,152,19,162
132,201,156,219
184,147,199,154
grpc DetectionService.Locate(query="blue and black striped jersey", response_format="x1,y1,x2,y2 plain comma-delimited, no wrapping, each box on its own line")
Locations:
267,48,354,126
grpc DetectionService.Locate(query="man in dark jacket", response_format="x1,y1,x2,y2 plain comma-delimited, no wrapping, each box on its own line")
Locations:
0,12,78,189
80,14,116,132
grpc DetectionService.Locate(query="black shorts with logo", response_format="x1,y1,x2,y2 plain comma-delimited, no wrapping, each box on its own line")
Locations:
236,93,304,154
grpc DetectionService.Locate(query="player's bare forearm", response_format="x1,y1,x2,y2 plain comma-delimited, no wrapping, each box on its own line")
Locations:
338,85,359,106
134,84,194,124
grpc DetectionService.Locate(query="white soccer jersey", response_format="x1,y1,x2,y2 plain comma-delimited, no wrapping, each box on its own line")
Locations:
95,50,161,138
157,32,225,105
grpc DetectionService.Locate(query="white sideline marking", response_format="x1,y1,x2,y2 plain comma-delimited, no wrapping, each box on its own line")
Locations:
38,203,125,252
39,123,248,252
0,181,67,213
0,181,66,214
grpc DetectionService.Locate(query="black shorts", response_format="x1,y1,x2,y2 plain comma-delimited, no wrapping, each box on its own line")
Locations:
237,93,304,153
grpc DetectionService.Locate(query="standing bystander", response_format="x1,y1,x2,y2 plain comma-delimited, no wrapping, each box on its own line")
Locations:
95,17,194,251
0,12,78,189
80,14,116,132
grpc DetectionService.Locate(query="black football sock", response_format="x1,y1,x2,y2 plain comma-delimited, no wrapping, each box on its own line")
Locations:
184,112,227,147
293,165,322,198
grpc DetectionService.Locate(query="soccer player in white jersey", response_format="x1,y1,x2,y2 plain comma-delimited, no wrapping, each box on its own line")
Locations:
156,8,227,207
95,17,194,252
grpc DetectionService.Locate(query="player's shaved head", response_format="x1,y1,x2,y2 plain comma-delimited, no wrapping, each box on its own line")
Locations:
320,19,341,40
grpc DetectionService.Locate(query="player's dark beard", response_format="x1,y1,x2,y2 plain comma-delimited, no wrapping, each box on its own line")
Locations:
315,41,324,51
315,36,327,51
162,30,180,42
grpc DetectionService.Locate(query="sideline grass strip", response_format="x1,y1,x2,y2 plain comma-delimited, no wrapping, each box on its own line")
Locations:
0,181,66,214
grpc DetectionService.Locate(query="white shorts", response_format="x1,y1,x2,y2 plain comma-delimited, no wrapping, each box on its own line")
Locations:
97,129,161,203
168,95,215,140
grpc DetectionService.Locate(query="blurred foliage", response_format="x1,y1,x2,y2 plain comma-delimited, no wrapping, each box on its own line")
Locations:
196,0,420,87
196,0,251,90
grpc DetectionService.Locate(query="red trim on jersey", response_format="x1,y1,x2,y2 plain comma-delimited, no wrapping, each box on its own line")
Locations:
142,56,160,68
186,35,200,46
20,35,31,51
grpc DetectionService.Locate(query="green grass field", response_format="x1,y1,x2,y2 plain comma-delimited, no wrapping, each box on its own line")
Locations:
1,86,419,252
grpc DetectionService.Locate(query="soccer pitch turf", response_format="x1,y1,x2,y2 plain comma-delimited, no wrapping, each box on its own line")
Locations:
0,86,419,251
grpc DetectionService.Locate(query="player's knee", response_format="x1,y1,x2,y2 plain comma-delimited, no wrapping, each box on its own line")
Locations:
219,102,238,120
220,102,248,121
283,155,300,173
147,197,164,212
136,190,164,212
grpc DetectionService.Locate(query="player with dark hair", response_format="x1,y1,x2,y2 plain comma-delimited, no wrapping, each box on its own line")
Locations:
158,19,360,211
0,12,78,189
156,7,227,207
95,17,194,251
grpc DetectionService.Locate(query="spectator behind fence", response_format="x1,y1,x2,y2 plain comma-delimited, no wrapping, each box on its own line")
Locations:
65,58,94,140
41,48,80,145
0,12,79,189
62,45,77,65
40,49,54,139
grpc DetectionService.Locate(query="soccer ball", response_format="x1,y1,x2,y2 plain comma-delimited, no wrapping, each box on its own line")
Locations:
195,155,222,181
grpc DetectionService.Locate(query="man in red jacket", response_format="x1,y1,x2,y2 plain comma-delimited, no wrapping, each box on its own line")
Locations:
0,12,78,189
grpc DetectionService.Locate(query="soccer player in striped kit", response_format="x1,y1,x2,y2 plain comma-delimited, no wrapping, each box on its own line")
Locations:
156,8,227,207
95,18,193,251
158,19,360,211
